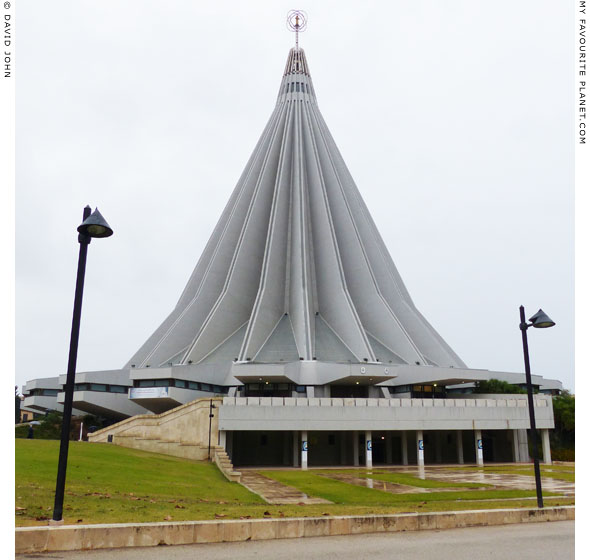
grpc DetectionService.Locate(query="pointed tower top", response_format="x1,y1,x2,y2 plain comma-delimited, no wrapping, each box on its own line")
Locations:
287,10,307,49
283,47,310,76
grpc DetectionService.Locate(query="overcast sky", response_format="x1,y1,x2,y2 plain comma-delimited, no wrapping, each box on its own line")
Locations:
15,0,575,393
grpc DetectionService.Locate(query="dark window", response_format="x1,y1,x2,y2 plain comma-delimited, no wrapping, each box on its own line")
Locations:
110,385,127,394
330,385,368,398
411,384,446,399
136,379,171,388
32,388,60,396
90,384,107,392
245,383,293,397
328,434,336,445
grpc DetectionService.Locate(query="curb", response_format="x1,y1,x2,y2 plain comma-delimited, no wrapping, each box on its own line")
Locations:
15,506,574,554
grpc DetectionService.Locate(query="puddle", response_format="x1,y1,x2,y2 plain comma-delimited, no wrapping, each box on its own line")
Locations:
320,467,575,497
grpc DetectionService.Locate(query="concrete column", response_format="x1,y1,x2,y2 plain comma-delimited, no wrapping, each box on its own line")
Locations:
456,430,464,464
293,431,299,467
306,386,315,398
385,433,393,464
416,430,424,466
512,430,520,463
542,429,552,465
218,430,226,449
518,429,530,462
353,431,359,466
365,431,373,468
435,432,442,463
301,430,308,470
401,431,408,465
475,429,484,466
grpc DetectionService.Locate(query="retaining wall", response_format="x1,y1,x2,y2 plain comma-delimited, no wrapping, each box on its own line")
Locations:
15,507,574,553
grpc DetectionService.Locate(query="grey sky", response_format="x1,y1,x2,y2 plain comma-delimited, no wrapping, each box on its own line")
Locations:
15,1,575,392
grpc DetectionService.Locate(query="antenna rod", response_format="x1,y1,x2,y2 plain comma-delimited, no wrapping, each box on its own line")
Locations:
287,10,307,49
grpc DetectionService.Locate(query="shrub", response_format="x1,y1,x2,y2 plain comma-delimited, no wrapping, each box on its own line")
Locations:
474,379,526,394
551,448,575,462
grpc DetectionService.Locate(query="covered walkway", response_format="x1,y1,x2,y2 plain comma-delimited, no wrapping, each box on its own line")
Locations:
226,428,552,469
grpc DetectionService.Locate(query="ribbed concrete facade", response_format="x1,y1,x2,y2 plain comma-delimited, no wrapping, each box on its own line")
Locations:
125,47,465,376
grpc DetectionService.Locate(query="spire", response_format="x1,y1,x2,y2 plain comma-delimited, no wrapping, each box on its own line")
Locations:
287,10,307,50
125,44,466,376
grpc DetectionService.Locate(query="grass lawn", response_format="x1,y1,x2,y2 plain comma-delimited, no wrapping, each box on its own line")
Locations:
15,440,265,526
15,440,574,527
260,470,559,505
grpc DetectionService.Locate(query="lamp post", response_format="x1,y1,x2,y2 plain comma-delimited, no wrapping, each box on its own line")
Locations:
52,206,113,523
207,399,216,460
519,305,555,509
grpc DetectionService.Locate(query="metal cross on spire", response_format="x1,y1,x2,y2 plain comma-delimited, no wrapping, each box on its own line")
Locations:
287,10,308,49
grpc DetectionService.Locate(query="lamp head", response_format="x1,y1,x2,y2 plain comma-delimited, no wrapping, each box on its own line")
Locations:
528,309,555,329
77,208,113,238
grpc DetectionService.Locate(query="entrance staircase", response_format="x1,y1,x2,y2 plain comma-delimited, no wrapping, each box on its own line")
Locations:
88,397,241,482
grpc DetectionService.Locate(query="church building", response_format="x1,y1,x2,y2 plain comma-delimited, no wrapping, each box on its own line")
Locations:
23,22,560,470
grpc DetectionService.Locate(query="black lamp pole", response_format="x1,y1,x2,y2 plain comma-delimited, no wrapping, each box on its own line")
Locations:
208,399,216,461
519,305,555,510
52,206,113,523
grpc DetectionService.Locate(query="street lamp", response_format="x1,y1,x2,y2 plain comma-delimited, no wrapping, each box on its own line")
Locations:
208,399,217,461
52,206,113,523
519,305,555,509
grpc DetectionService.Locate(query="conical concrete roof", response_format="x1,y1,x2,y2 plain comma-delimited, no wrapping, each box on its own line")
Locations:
125,47,466,375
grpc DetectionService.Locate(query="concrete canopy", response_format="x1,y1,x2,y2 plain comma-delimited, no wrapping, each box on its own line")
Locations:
125,47,466,378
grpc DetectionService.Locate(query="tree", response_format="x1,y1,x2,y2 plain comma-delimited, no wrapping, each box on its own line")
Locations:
15,386,21,424
474,379,526,394
551,391,574,449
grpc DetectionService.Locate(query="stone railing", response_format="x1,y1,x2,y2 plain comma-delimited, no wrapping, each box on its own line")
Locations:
222,396,551,408
218,395,554,431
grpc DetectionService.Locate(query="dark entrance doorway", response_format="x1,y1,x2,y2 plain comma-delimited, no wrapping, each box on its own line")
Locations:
231,431,293,467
